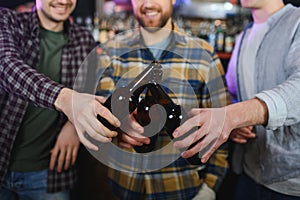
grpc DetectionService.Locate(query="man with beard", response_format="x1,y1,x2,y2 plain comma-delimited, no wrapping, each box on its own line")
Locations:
95,0,229,199
0,0,118,198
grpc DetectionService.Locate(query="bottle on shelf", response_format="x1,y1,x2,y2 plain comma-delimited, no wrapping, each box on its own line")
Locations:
92,12,100,43
85,16,93,31
215,21,225,52
99,18,109,44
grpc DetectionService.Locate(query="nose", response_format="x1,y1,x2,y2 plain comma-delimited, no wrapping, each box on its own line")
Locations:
139,0,155,5
142,0,156,8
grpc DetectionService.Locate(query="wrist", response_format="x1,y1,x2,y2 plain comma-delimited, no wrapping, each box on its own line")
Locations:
54,88,74,113
225,98,268,129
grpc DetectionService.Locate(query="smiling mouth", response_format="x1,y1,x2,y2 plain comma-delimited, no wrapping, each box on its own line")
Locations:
54,6,67,11
145,11,159,16
50,3,72,13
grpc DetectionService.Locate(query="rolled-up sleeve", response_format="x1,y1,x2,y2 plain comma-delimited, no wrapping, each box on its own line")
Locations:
255,91,287,130
255,24,300,130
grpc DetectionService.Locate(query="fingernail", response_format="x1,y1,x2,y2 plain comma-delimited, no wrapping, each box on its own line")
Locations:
93,146,99,151
138,127,143,133
173,131,178,138
138,142,143,146
181,152,187,158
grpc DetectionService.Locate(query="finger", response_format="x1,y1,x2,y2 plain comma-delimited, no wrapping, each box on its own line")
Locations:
96,102,120,128
230,133,249,143
180,138,203,159
247,126,254,131
49,147,59,170
120,134,144,146
238,127,254,135
57,148,66,173
201,139,223,163
231,137,247,144
236,130,256,139
173,129,199,149
87,116,118,138
173,115,201,138
121,130,149,143
120,114,144,136
71,146,79,165
119,141,133,149
77,130,99,151
83,120,115,143
181,130,217,160
241,127,253,133
64,146,72,171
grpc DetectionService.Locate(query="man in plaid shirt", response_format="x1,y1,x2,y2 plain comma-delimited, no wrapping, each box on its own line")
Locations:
95,0,230,199
0,0,120,199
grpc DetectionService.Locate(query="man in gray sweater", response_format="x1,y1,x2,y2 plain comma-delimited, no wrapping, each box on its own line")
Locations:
173,0,300,199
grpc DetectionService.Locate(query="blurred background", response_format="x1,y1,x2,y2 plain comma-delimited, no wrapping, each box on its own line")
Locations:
1,0,299,199
1,0,298,70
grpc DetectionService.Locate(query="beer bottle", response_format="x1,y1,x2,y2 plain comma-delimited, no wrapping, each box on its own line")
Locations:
134,83,203,165
97,61,162,131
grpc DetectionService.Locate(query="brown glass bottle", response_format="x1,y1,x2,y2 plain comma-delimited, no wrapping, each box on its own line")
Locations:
97,61,162,133
134,83,203,165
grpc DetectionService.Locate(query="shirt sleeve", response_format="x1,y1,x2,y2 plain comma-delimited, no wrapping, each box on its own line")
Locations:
255,23,300,130
0,8,65,109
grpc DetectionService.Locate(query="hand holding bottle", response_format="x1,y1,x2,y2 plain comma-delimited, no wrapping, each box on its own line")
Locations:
55,88,120,151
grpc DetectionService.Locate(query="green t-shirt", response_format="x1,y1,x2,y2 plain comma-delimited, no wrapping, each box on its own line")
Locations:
9,27,68,171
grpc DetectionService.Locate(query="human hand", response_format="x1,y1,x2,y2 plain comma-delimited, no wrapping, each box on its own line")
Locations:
173,99,268,163
55,88,120,151
173,108,232,163
117,110,150,148
49,121,80,172
230,126,256,144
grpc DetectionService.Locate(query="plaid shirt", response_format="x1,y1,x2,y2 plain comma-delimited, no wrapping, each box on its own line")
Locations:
0,7,95,193
96,25,229,199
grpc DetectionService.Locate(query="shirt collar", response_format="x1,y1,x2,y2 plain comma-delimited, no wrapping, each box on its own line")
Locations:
244,4,294,32
267,4,293,26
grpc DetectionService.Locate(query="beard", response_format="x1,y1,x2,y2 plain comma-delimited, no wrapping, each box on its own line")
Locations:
136,9,172,33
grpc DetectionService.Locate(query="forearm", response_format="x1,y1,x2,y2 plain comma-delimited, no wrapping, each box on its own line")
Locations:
226,98,268,129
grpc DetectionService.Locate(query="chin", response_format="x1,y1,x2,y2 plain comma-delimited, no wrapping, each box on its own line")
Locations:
52,14,69,22
143,26,161,33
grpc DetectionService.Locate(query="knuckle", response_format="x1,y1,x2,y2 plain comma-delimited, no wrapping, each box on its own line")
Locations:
221,134,229,142
98,106,108,115
89,132,97,138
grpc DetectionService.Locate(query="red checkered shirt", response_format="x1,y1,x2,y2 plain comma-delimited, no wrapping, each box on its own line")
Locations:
0,7,95,193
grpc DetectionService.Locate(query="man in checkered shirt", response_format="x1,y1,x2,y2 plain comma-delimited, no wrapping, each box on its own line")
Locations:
95,0,230,199
0,0,121,199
